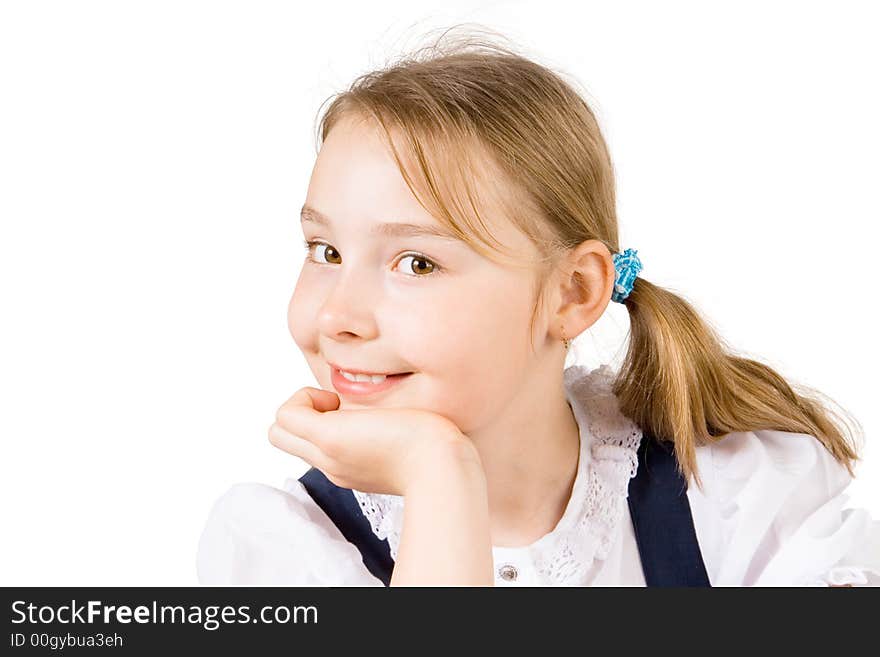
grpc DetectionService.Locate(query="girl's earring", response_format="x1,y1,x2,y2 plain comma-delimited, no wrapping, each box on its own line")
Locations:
561,325,571,351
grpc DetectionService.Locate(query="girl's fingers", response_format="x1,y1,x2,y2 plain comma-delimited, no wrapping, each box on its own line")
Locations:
267,422,326,469
303,387,341,413
275,387,342,453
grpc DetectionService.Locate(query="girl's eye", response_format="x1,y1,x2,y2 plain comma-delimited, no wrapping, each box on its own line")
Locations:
304,240,342,265
396,254,436,276
302,240,440,277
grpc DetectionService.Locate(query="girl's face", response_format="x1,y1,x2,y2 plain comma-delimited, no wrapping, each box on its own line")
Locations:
288,116,554,434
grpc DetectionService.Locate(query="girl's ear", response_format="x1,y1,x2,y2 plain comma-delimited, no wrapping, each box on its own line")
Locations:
556,239,615,338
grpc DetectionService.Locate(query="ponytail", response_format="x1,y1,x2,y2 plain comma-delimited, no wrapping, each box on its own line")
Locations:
614,277,863,491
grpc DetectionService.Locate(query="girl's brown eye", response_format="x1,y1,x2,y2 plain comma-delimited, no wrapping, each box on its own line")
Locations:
315,243,341,264
304,240,440,277
398,254,435,276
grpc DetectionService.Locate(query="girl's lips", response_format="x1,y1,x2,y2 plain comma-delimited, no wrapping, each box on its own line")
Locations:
330,367,414,397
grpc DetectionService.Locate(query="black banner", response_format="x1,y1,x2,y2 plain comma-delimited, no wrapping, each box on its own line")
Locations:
1,587,869,654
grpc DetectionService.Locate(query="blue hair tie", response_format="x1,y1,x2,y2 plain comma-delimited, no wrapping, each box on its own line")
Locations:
612,248,642,303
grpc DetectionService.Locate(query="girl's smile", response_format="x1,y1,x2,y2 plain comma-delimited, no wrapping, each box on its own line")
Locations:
330,365,415,398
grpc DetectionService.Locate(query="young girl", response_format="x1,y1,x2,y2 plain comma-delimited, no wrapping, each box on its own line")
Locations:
196,29,879,587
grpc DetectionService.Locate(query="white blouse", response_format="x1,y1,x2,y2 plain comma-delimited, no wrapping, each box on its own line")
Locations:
196,364,880,587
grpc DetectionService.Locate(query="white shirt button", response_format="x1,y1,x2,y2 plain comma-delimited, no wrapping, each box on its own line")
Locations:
498,563,518,582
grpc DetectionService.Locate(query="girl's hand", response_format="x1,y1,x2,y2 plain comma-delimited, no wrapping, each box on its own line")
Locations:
268,387,480,496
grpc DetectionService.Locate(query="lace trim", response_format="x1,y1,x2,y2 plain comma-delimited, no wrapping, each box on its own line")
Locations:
350,488,404,560
532,364,642,584
351,364,643,584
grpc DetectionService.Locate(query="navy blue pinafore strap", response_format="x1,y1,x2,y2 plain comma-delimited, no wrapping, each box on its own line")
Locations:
298,430,711,587
627,433,712,586
298,469,396,586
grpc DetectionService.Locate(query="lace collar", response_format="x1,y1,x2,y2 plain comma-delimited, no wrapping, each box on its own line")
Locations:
351,363,643,585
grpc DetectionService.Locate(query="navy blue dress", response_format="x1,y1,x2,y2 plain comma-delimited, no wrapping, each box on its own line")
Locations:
299,430,711,587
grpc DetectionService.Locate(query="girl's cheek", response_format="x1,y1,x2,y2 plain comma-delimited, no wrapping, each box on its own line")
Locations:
287,294,316,351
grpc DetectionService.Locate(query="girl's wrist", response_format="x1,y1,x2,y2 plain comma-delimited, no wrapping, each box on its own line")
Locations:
403,431,486,496
392,435,493,586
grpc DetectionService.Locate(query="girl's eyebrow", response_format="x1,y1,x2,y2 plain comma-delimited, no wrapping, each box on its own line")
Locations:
300,205,463,242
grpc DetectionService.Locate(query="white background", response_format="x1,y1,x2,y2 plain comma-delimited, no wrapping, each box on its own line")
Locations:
1,1,877,585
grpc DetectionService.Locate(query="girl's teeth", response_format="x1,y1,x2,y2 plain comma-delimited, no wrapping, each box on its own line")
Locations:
340,370,387,384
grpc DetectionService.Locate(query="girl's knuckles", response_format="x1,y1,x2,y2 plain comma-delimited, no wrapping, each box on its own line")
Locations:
275,405,300,427
268,424,301,455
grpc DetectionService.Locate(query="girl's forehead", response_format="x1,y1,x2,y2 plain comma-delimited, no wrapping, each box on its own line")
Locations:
300,204,463,245
310,116,547,264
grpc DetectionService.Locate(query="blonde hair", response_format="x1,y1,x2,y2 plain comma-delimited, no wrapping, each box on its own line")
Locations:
309,25,863,491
